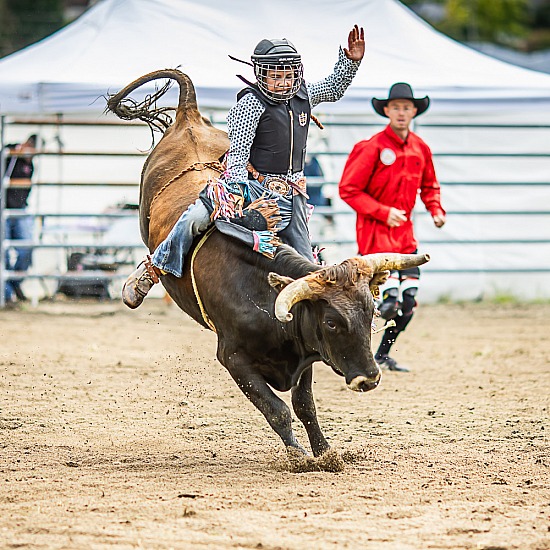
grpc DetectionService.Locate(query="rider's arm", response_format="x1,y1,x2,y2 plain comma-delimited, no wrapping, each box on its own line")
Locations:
225,93,265,191
306,47,361,108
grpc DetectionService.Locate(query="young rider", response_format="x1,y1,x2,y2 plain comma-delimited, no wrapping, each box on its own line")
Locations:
123,26,365,309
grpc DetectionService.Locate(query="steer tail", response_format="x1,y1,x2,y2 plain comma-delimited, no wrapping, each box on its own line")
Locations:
105,69,200,134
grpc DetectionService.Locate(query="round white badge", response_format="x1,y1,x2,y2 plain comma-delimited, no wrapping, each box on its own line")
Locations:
380,148,396,166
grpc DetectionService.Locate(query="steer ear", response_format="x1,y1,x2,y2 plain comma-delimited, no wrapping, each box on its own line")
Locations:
268,272,295,291
369,270,390,301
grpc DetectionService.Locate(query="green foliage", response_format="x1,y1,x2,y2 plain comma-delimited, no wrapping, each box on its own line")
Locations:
402,0,548,51
0,0,64,58
489,291,521,305
441,0,529,45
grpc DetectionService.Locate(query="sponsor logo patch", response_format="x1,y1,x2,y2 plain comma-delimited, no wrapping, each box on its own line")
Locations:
380,148,396,165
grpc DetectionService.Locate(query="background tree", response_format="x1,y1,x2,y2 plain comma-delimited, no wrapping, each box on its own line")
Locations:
401,0,549,51
0,0,64,58
529,0,550,50
1,1,549,59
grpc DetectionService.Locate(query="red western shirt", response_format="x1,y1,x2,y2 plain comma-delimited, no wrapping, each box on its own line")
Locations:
339,124,445,254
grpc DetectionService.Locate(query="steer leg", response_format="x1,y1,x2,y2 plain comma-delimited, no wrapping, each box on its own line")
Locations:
291,367,330,457
228,366,307,454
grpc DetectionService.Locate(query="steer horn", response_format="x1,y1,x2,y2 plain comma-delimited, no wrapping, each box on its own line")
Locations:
357,253,430,273
274,278,318,322
273,253,430,323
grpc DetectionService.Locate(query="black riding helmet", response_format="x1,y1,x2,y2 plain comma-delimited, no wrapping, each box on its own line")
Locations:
251,38,303,102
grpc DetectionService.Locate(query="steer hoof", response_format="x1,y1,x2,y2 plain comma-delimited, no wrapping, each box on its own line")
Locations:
281,447,345,473
315,449,345,472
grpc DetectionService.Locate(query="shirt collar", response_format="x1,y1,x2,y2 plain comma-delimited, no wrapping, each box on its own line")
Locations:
384,124,409,146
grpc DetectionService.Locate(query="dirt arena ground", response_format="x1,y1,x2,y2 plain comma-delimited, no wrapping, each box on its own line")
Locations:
1,298,549,549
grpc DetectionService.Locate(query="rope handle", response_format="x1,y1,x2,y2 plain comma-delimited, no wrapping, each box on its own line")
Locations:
149,160,225,216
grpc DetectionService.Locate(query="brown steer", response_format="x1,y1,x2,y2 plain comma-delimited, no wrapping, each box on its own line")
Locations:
107,70,429,457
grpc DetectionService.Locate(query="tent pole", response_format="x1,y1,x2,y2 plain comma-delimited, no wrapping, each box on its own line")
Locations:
0,115,6,308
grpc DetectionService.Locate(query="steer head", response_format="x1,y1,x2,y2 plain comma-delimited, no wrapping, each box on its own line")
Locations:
268,253,430,392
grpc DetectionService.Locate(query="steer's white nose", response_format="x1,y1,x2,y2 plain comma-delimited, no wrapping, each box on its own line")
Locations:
348,373,381,392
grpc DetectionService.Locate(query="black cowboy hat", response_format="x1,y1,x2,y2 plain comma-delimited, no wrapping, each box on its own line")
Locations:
372,82,430,118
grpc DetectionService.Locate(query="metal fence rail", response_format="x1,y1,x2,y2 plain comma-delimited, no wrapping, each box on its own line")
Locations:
2,115,550,307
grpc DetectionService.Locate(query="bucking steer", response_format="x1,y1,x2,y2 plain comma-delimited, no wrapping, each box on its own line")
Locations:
107,70,429,464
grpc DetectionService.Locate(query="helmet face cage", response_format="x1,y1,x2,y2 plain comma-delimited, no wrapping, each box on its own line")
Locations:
253,58,303,102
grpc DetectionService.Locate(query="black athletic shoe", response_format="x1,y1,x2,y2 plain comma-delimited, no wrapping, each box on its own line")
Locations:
375,354,410,373
13,284,28,302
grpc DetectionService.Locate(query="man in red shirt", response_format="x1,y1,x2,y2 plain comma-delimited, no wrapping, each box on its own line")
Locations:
339,83,446,372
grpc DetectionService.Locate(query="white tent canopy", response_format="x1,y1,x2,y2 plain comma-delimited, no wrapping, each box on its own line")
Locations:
1,0,550,114
1,0,549,303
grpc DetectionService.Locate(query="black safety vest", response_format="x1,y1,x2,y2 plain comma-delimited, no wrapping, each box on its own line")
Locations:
237,83,311,175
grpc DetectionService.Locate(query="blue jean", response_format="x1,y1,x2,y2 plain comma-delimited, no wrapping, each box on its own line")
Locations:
151,199,211,277
277,194,314,262
247,179,314,261
4,215,34,301
151,186,314,278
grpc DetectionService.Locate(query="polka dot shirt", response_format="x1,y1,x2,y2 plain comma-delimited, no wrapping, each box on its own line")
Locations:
225,47,361,185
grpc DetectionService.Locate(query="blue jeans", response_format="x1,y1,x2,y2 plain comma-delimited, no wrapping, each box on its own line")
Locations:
277,194,314,262
151,188,314,278
248,180,314,261
4,215,34,301
151,199,211,277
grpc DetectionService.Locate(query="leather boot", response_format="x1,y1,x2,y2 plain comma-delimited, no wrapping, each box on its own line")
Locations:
122,256,160,309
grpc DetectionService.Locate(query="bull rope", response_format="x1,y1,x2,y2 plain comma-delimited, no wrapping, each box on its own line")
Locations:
148,160,225,217
190,225,217,332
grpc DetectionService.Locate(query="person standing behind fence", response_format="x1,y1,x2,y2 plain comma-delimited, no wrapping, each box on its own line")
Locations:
338,83,446,372
3,134,38,304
